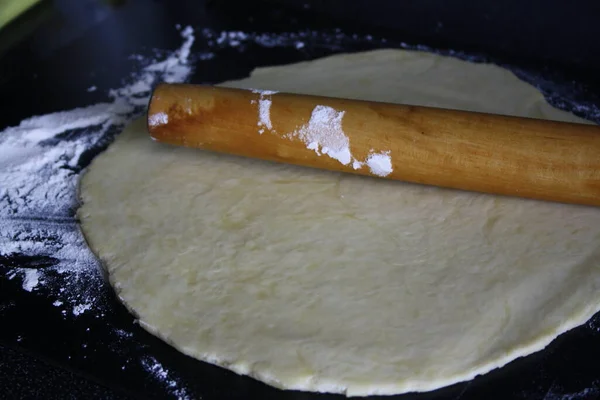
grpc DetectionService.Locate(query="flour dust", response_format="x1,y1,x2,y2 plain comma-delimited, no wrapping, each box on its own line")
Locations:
0,25,196,399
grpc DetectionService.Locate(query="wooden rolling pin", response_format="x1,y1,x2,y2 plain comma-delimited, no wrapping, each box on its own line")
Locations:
147,83,600,207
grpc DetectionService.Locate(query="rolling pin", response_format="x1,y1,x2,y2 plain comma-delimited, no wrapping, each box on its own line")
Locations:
147,83,600,207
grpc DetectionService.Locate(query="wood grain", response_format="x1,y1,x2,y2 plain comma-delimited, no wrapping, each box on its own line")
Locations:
148,83,600,206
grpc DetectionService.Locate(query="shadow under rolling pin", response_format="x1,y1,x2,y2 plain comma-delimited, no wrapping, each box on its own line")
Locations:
147,83,600,207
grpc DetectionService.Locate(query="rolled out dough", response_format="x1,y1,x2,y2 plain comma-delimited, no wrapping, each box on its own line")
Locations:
78,49,600,396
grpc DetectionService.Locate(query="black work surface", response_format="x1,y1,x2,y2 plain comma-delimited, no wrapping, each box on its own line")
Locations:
1,1,600,399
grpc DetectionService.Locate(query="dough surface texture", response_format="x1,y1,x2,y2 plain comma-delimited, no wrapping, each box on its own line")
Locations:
79,49,600,396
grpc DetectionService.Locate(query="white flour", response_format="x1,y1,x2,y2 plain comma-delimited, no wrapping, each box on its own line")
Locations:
283,104,393,176
541,385,600,400
293,105,353,165
1,26,195,315
201,27,380,52
110,26,195,105
22,269,40,292
0,25,196,397
252,89,278,134
258,98,273,132
149,112,169,127
142,356,192,400
366,151,393,177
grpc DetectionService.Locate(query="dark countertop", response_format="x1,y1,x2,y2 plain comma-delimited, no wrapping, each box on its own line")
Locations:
1,1,599,399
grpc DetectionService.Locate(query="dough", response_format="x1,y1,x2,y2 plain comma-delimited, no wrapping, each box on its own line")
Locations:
78,49,600,396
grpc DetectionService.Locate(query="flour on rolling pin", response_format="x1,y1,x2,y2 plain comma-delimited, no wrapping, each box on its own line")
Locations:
252,94,394,177
365,151,393,177
149,111,169,127
250,89,278,134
